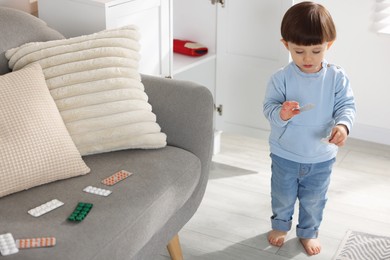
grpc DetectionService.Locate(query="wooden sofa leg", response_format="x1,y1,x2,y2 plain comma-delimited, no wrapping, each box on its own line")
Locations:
167,234,183,260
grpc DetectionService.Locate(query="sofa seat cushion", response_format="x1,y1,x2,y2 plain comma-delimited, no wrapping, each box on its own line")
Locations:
0,146,201,260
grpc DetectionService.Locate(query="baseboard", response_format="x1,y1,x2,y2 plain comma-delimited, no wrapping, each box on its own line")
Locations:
213,130,222,155
349,123,390,146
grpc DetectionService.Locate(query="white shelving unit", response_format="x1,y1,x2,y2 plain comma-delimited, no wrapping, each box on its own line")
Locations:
37,0,217,84
37,0,223,152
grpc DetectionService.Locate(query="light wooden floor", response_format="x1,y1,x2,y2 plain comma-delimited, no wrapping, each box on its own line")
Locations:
160,133,390,260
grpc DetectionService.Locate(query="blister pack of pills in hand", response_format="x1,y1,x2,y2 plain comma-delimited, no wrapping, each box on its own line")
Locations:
293,103,315,112
321,131,337,145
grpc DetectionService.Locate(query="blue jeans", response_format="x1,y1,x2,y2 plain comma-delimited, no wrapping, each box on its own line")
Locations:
270,153,336,239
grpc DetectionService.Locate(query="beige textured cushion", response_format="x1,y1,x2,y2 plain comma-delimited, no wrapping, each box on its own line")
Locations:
5,26,167,155
0,64,90,198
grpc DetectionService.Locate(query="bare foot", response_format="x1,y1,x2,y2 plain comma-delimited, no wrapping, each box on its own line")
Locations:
268,230,287,247
300,238,321,255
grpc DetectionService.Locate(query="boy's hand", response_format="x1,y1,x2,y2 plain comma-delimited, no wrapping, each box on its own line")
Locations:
329,125,349,146
280,101,300,121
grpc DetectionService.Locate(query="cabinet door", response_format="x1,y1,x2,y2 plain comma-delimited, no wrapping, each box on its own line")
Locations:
215,0,292,136
107,0,172,76
172,0,217,97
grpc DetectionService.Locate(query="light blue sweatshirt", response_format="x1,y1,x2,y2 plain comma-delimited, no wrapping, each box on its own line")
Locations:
263,60,356,163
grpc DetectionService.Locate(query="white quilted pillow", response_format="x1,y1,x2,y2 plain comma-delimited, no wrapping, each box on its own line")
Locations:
6,26,167,155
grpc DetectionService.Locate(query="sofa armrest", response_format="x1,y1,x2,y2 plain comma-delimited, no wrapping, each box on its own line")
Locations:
141,74,214,178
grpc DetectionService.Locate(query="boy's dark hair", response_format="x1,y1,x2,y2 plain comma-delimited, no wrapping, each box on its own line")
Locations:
281,1,336,46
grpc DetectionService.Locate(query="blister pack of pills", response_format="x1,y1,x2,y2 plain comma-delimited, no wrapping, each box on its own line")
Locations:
83,186,112,196
16,237,56,249
101,170,132,186
0,233,19,256
293,103,315,112
68,202,93,222
28,199,64,217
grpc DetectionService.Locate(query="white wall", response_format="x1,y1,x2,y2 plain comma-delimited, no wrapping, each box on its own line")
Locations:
295,0,390,145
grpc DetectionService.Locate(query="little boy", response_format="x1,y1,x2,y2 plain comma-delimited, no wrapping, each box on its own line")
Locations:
263,1,356,255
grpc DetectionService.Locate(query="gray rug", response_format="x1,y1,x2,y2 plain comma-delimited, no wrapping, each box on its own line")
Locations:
334,230,390,260
209,162,257,179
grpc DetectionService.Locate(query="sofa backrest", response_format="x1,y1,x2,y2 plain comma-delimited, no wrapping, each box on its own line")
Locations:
0,7,64,75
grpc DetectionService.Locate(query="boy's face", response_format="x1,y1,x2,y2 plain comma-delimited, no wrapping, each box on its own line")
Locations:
282,41,333,74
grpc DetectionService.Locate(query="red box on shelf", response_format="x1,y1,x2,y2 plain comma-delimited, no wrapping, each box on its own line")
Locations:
173,39,208,57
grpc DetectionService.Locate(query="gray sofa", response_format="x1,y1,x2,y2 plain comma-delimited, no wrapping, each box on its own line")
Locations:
0,7,213,260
